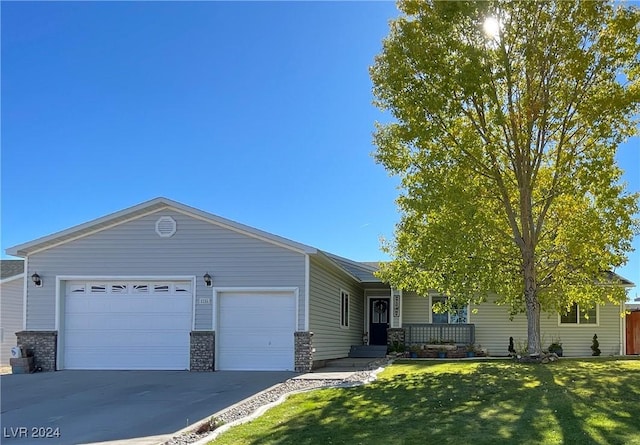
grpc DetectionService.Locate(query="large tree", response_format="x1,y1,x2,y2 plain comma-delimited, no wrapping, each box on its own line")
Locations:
371,0,640,355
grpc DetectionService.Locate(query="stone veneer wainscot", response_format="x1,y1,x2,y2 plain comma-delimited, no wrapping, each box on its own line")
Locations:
15,331,57,372
294,331,314,372
190,331,215,371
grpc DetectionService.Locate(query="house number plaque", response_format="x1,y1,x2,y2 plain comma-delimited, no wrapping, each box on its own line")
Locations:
393,294,400,317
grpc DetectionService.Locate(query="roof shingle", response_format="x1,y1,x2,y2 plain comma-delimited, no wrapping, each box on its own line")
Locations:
1,260,24,280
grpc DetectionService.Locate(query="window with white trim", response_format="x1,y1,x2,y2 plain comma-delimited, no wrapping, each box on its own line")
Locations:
340,290,350,328
69,284,86,294
90,284,107,293
431,296,468,324
66,281,193,296
111,284,128,293
153,284,170,293
175,283,191,293
132,284,149,293
560,303,597,325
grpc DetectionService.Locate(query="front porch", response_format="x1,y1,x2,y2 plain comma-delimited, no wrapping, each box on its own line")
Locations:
364,288,476,349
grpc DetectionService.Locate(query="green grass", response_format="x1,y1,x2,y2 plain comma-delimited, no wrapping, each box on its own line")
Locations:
211,358,640,445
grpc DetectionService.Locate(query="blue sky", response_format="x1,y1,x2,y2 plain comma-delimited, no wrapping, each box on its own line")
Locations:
1,1,638,300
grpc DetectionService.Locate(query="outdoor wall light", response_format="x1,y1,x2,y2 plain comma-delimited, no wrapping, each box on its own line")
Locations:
31,273,42,287
203,272,213,287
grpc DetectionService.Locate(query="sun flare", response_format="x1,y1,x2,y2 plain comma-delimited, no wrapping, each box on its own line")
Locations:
483,16,501,38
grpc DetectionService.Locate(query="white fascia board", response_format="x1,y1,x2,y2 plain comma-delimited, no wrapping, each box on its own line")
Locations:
6,198,170,257
22,258,28,331
304,254,310,331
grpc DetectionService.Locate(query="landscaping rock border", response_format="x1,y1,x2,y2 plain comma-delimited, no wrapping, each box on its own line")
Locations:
514,352,560,364
162,365,387,445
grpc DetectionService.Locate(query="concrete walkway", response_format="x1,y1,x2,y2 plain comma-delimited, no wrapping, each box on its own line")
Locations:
294,357,387,380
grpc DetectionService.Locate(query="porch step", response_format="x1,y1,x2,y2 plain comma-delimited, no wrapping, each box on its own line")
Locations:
348,344,388,358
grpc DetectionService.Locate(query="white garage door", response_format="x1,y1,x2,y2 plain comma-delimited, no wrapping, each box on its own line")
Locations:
217,291,296,371
64,280,192,370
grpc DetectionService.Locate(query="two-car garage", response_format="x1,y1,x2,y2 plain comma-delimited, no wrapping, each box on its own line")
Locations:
63,280,193,370
10,199,313,374
61,280,297,371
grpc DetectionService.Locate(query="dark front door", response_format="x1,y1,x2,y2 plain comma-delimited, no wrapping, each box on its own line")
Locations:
369,298,390,345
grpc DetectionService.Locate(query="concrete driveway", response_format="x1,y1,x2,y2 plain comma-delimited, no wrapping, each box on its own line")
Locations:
1,370,295,445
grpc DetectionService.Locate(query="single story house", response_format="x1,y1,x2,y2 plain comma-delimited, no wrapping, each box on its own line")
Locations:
626,299,640,355
1,260,25,366
5,197,635,372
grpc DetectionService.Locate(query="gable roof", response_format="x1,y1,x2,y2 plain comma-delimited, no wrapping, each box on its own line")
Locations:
6,197,318,257
1,259,24,281
604,271,635,287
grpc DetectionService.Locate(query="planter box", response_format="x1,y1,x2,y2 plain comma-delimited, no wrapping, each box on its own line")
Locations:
10,357,34,374
424,344,457,350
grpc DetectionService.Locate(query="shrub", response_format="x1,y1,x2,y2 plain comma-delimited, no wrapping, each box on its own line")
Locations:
548,337,563,356
591,334,601,356
508,336,516,355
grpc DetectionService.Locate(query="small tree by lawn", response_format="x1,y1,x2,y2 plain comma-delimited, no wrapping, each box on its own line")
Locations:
370,0,640,355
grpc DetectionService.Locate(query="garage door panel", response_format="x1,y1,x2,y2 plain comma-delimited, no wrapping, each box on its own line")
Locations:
68,296,189,312
218,349,292,371
220,293,293,308
217,292,296,371
65,347,189,370
218,329,294,349
65,312,191,331
64,280,192,370
218,311,295,329
65,329,189,347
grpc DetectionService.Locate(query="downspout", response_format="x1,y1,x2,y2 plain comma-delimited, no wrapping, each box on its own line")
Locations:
22,256,29,331
304,254,310,331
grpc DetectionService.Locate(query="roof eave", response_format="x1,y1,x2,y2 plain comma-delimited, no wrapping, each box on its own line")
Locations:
313,251,364,283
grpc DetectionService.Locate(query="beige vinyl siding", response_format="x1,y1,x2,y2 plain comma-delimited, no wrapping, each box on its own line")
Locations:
401,293,622,356
25,210,306,331
1,277,23,365
402,291,431,324
471,295,623,357
309,256,364,361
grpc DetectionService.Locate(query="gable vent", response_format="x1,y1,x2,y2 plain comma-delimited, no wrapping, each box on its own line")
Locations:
155,216,177,237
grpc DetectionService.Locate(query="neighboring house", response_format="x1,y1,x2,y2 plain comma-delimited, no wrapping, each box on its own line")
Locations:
626,298,640,355
1,260,24,366
5,197,635,372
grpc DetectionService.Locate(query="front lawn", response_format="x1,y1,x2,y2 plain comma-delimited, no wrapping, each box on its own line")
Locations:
211,358,640,445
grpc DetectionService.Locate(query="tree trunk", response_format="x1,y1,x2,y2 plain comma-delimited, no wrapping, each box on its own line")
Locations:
523,249,542,355
525,290,542,355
